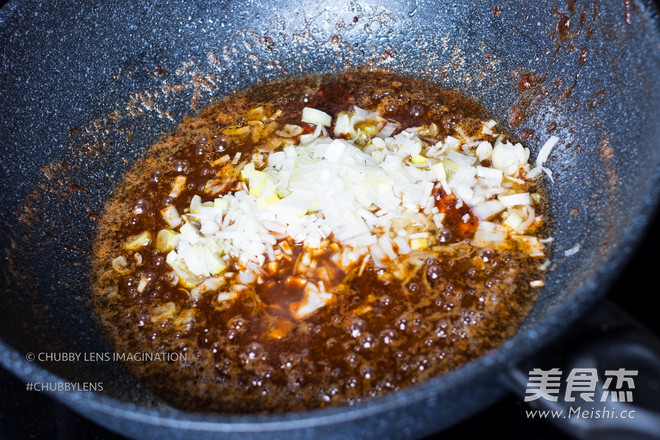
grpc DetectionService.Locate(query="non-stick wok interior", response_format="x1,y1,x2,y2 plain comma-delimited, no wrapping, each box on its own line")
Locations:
1,0,660,433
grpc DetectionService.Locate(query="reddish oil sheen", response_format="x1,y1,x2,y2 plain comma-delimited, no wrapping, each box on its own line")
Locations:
433,188,480,240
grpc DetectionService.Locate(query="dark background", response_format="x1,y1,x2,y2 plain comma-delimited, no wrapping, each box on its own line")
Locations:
0,0,659,438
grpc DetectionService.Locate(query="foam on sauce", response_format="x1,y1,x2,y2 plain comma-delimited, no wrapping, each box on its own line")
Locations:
92,71,550,413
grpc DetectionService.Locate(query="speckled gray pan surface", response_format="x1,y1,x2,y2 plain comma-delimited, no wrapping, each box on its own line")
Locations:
1,0,659,439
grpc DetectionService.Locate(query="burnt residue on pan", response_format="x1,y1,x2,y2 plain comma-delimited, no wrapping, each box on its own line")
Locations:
2,0,660,409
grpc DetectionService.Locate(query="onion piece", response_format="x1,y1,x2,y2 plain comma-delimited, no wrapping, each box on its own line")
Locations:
491,142,520,175
124,231,152,251
377,122,399,138
476,166,502,187
301,107,332,127
564,244,580,256
161,205,182,229
473,221,506,246
150,302,177,322
473,200,505,220
448,151,476,166
536,136,559,167
516,206,536,233
499,193,532,207
276,124,303,138
112,256,131,274
291,282,333,320
136,276,149,293
476,141,493,161
169,176,187,198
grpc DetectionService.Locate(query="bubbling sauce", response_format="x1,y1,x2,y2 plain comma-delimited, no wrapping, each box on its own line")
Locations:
92,71,549,413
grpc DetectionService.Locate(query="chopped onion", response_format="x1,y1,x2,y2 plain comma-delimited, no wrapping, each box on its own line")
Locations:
504,211,524,230
564,243,580,256
444,136,460,150
499,193,532,207
353,106,380,121
124,231,152,251
526,166,543,179
137,276,149,293
276,124,303,138
150,302,176,322
448,151,476,166
481,120,496,135
161,205,182,229
155,229,177,253
476,141,493,161
516,206,536,233
536,136,559,167
377,122,399,138
217,291,237,303
473,222,506,246
473,200,505,220
291,282,333,319
491,143,518,174
476,166,502,187
301,107,332,127
169,176,187,198
158,105,547,319
112,256,131,274
513,235,545,257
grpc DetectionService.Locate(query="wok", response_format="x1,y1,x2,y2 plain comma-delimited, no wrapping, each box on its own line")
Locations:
1,0,660,438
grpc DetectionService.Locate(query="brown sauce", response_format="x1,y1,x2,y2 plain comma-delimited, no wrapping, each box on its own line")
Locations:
92,70,546,413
